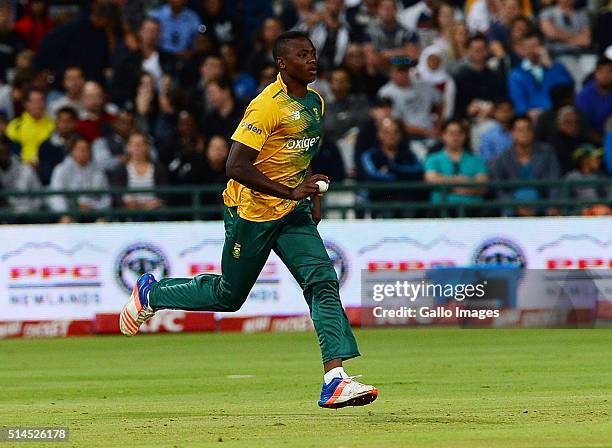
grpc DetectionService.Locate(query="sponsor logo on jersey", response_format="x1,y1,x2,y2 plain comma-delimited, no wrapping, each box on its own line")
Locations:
286,136,320,150
241,121,263,135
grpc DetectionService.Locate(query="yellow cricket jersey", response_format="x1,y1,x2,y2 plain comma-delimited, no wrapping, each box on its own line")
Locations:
225,73,324,222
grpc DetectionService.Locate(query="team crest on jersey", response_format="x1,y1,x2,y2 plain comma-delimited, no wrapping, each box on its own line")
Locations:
313,107,320,121
232,243,241,259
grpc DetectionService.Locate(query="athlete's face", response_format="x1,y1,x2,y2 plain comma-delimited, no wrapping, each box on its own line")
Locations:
279,38,318,84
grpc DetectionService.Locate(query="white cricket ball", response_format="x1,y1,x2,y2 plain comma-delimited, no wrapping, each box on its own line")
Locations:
316,180,329,193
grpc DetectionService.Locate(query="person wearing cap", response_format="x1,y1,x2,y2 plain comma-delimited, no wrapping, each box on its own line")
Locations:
576,56,612,140
564,144,611,214
377,56,442,139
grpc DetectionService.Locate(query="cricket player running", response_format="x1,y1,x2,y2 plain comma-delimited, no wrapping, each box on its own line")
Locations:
120,31,378,409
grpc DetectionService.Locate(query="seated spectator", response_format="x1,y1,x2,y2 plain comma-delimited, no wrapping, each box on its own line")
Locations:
479,99,515,163
48,66,85,118
247,17,283,78
534,83,587,142
341,43,387,101
346,0,380,43
5,88,54,165
565,144,611,215
490,115,561,216
0,4,26,83
539,0,594,87
190,54,225,118
547,106,591,174
362,117,422,216
425,118,489,207
453,35,507,118
133,72,160,135
76,81,115,142
202,80,242,141
193,0,240,46
354,97,394,180
575,56,612,141
38,106,79,185
92,108,137,173
0,136,42,215
48,137,111,223
112,17,177,106
467,0,497,34
378,57,442,139
110,132,167,211
323,67,369,143
149,0,201,57
363,0,419,74
399,0,441,45
200,135,229,218
448,22,471,71
13,0,54,51
414,45,457,119
508,32,573,119
431,3,460,65
487,0,523,61
34,2,118,83
220,44,257,103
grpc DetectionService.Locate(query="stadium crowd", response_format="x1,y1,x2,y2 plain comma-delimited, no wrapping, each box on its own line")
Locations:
0,0,611,222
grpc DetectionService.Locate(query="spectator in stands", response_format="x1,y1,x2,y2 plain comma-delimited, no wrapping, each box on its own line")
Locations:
110,132,167,211
195,0,240,46
425,118,489,207
149,0,201,57
534,84,581,141
431,2,458,62
354,97,394,179
363,0,419,74
190,54,225,118
5,88,54,165
92,108,137,173
246,17,283,77
220,44,257,103
0,3,26,82
479,99,515,163
399,0,441,44
467,0,497,34
48,136,111,223
565,144,611,214
546,105,591,174
453,35,507,118
341,43,386,100
576,56,612,140
362,117,422,216
323,67,369,143
299,0,350,74
13,0,54,51
508,32,573,119
48,66,85,118
133,72,161,137
38,106,79,185
76,81,115,142
178,27,217,88
490,115,561,216
414,45,456,119
487,0,523,61
346,0,379,43
163,110,207,186
539,0,593,87
34,2,118,83
378,57,442,139
280,0,317,31
112,17,177,106
0,135,41,215
202,79,242,140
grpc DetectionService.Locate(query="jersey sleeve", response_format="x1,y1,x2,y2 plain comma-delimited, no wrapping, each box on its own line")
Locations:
231,95,277,151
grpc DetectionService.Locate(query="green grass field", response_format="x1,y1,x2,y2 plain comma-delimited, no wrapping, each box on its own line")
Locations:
1,328,611,448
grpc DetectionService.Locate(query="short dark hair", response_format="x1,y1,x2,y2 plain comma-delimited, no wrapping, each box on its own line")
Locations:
521,30,541,42
468,34,488,47
25,88,46,101
272,31,311,63
56,106,78,119
596,56,612,68
442,117,467,132
510,114,532,129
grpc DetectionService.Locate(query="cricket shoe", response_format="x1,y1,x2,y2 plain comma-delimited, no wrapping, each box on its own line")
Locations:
119,273,157,336
318,375,378,409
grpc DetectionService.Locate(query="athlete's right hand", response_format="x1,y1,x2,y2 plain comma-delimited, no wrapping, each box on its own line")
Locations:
290,174,329,201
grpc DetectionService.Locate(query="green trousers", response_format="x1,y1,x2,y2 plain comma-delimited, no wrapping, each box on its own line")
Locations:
149,201,360,363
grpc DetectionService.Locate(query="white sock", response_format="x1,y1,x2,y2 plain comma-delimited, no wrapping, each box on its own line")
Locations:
324,366,348,384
